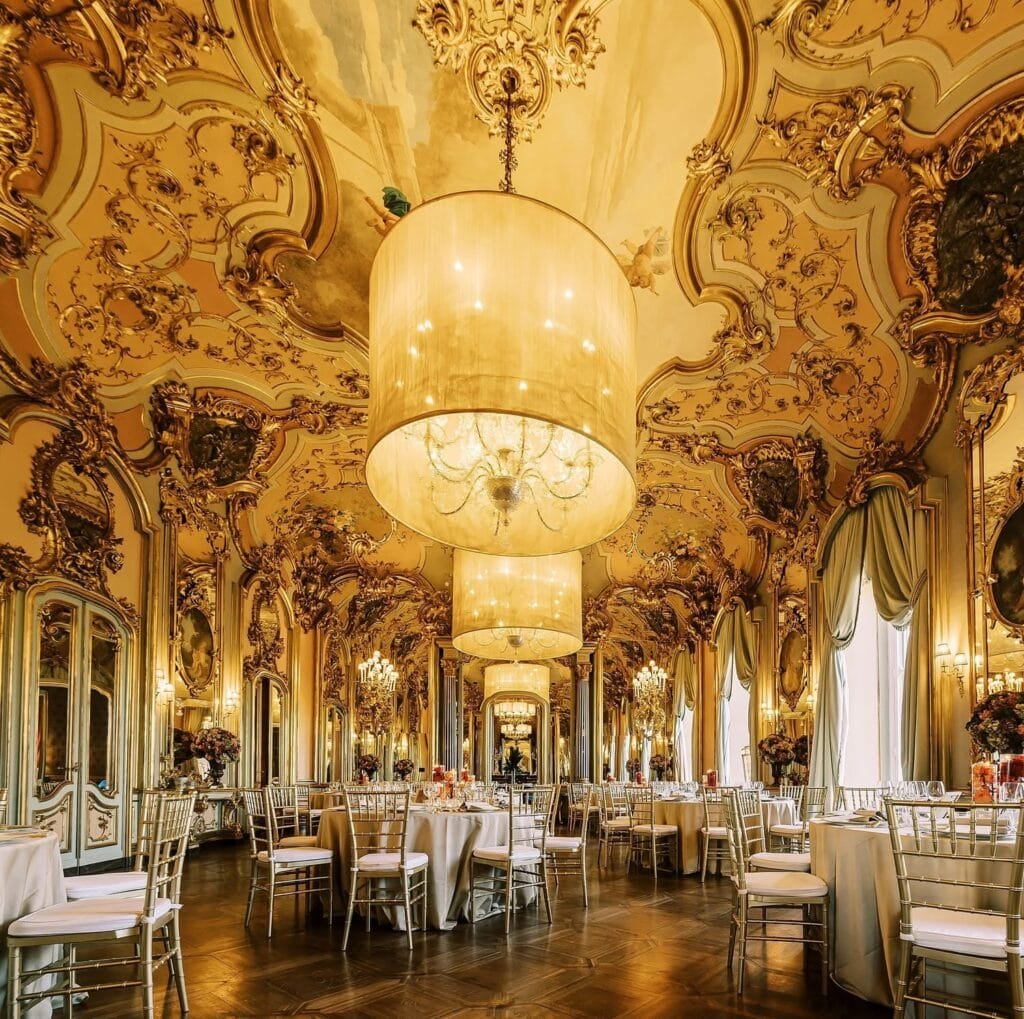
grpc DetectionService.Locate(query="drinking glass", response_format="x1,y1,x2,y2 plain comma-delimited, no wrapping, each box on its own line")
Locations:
926,780,945,800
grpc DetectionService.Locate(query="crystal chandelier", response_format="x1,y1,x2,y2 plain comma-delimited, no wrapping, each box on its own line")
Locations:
501,721,532,740
452,549,582,660
494,700,536,723
356,650,399,734
366,61,636,556
632,660,668,738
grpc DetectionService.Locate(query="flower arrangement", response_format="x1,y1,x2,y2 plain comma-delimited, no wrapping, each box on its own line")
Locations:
190,727,240,765
432,764,444,782
966,691,1024,754
357,753,381,776
394,758,415,778
625,757,641,776
793,734,811,768
650,753,668,770
757,733,796,765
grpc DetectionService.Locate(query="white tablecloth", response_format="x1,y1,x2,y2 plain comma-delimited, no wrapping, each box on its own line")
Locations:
0,831,65,1018
810,817,1013,1006
318,806,527,930
655,797,797,874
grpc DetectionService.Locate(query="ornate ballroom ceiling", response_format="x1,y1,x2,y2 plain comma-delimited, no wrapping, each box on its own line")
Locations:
4,0,1024,679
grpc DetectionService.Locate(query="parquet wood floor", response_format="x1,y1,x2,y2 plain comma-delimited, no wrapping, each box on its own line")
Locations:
78,842,888,1018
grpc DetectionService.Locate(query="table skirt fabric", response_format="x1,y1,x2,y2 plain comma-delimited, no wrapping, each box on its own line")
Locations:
317,807,533,930
655,797,797,875
0,832,66,1018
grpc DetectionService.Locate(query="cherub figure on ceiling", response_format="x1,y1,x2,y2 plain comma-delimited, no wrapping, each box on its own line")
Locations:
618,226,670,294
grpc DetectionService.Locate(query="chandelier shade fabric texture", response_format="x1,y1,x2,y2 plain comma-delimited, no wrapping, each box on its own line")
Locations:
483,663,551,704
366,191,637,555
452,549,582,660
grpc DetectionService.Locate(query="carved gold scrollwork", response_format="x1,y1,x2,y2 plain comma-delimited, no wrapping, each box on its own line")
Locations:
758,85,908,201
843,428,927,507
412,0,611,138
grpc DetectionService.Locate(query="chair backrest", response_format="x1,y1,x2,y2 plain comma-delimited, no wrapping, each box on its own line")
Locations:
702,786,725,828
625,784,654,826
132,788,170,869
779,784,805,815
883,798,1024,955
569,782,591,809
295,782,326,809
266,784,302,840
601,782,629,821
837,785,888,811
242,787,274,859
722,789,756,893
0,785,7,824
342,787,411,870
508,785,555,853
802,786,827,821
140,792,196,920
740,746,752,783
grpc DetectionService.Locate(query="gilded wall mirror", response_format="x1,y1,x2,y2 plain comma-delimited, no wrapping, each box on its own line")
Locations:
178,607,214,691
52,461,111,552
779,629,807,709
989,500,1024,627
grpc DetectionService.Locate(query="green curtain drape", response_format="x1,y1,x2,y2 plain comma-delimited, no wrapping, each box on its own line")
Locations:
809,504,867,794
672,647,697,781
715,605,758,782
864,486,930,780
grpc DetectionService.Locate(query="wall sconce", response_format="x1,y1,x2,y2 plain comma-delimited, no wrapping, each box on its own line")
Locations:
223,689,240,716
936,644,967,696
155,667,174,705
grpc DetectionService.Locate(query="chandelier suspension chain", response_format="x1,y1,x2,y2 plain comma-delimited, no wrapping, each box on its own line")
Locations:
499,68,519,194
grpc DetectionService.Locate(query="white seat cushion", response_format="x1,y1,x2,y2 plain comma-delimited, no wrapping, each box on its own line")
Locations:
910,906,1007,959
64,870,147,900
10,896,173,937
631,824,678,835
543,836,583,852
749,851,811,873
279,835,319,848
258,847,333,865
473,845,542,863
603,817,632,829
356,851,429,872
743,871,828,900
702,826,728,838
769,823,808,837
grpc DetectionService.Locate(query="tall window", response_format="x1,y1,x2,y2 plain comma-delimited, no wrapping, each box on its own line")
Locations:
674,707,695,782
840,575,907,786
722,660,750,785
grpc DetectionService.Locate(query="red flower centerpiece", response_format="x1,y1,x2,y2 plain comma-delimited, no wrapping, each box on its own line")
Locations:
190,727,240,787
757,733,796,786
966,691,1024,801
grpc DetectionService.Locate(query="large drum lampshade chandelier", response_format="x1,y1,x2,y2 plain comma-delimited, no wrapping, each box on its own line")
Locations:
366,190,636,555
451,549,582,660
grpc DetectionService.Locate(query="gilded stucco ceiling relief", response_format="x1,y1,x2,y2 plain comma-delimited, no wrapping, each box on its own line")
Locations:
5,0,1024,726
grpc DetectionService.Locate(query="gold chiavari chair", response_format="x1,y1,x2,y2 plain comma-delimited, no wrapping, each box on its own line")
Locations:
242,787,333,938
567,781,598,834
598,782,632,868
770,784,820,852
266,784,319,848
341,786,428,951
701,787,731,882
295,781,327,836
837,785,889,811
544,783,590,907
65,789,164,901
729,788,810,873
7,792,196,1019
722,788,830,995
625,784,679,884
883,797,1024,1018
471,785,554,934
0,786,7,824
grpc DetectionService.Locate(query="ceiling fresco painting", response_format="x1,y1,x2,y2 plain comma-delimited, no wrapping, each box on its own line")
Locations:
3,0,1024,692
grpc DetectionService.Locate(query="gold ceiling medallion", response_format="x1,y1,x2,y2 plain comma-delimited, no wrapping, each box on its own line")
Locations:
413,0,610,139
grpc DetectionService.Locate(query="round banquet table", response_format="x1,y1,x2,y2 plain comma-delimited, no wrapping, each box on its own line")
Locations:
810,816,1013,1007
318,806,530,930
0,830,66,1018
309,791,346,811
654,796,797,874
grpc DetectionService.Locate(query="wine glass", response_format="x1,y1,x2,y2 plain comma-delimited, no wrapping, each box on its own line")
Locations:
926,780,945,801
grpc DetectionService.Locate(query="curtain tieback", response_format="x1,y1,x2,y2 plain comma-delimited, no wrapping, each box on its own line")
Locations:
909,570,928,609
